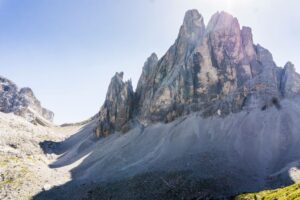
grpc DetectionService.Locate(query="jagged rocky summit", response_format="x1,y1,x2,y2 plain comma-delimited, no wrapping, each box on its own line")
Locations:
95,10,300,137
0,76,54,123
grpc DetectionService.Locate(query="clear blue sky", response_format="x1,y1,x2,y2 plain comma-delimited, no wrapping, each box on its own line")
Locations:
0,0,299,124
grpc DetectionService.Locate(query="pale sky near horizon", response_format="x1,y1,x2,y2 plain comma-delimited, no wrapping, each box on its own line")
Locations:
0,0,299,124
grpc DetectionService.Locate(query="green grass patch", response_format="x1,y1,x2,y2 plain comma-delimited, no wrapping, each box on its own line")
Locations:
236,183,300,200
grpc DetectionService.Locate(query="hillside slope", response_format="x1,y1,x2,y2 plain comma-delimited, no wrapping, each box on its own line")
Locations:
0,112,82,199
33,96,300,199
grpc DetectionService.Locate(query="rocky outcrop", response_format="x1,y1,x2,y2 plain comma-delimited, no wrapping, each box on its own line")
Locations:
280,62,300,98
0,76,18,113
0,76,54,123
95,10,300,137
135,53,158,113
95,72,134,137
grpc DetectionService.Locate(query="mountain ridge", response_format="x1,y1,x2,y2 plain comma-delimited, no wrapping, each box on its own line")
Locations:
0,75,54,124
94,10,300,138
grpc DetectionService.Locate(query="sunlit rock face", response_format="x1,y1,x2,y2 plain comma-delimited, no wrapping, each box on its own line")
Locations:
0,76,54,123
95,10,300,137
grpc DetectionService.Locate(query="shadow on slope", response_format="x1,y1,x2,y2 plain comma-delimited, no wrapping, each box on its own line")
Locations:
39,120,98,167
34,170,233,200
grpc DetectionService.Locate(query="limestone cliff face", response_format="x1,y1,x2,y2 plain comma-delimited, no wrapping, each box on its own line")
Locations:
0,76,54,123
95,10,300,137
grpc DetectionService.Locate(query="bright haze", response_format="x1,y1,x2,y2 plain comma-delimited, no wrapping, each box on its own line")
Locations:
0,0,299,124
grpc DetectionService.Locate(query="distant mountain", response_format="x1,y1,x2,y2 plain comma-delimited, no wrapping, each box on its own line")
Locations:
95,10,300,137
0,76,54,124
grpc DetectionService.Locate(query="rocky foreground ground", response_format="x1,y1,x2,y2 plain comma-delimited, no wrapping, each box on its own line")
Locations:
0,112,82,200
1,105,300,200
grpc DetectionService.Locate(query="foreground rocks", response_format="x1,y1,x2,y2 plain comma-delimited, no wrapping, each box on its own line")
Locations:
0,112,80,200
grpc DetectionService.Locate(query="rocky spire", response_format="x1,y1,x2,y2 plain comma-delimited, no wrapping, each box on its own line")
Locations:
206,11,239,32
135,53,158,110
136,53,158,93
95,72,134,137
182,9,205,38
173,9,205,65
280,62,300,97
255,44,276,68
241,26,256,61
157,9,205,76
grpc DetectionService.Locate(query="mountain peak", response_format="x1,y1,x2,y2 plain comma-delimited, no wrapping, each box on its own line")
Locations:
284,61,295,71
19,87,34,96
149,52,158,60
0,76,54,123
183,9,204,28
181,9,205,35
206,11,239,32
114,72,124,80
143,53,158,73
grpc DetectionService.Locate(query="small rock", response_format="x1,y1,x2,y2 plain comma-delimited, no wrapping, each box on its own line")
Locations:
43,184,52,191
0,174,4,181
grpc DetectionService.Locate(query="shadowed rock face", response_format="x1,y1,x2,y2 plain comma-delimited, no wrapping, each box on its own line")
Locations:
95,10,300,137
0,76,54,123
95,72,134,137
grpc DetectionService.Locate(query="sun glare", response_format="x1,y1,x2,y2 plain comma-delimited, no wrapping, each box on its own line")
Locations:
226,0,233,11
